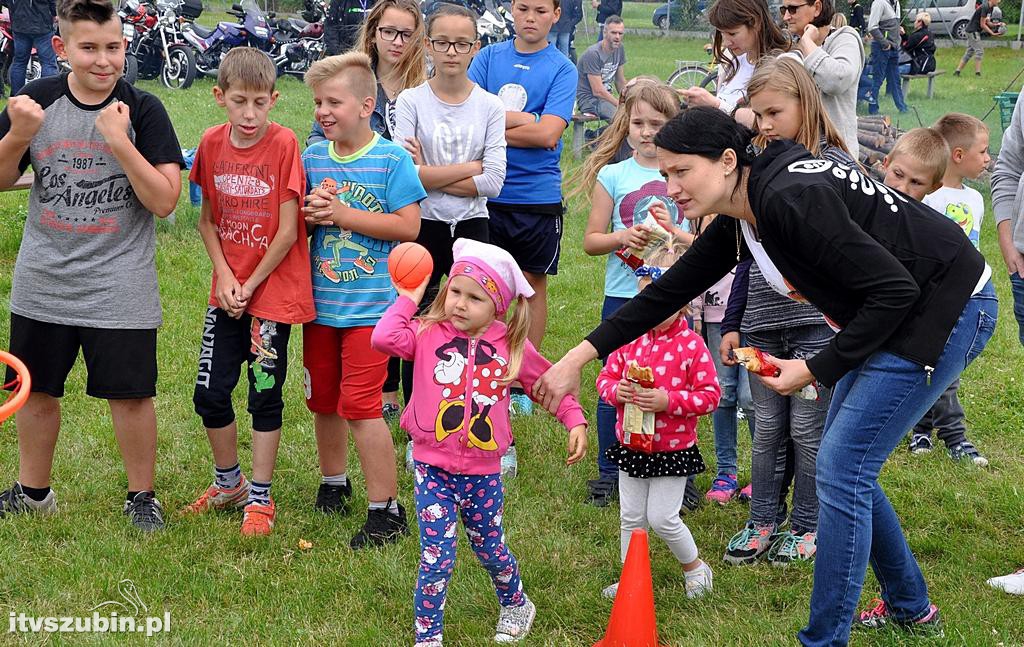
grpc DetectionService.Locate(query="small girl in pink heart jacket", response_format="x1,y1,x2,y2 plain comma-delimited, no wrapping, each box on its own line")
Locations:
595,242,721,600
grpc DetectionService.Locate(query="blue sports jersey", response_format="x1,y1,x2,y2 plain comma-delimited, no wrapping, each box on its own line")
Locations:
469,40,577,205
302,134,426,328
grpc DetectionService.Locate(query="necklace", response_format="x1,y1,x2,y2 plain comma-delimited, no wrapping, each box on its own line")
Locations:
735,219,742,263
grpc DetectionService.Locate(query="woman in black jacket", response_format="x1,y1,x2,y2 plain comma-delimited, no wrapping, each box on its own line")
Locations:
535,107,997,646
900,11,937,75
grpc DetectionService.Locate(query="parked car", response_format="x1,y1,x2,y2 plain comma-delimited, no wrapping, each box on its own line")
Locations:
652,0,707,29
903,0,975,40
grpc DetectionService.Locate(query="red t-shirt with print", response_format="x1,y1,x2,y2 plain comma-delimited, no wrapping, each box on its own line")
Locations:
190,122,315,324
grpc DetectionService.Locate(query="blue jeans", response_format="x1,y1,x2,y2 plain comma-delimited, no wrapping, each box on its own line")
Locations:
596,296,630,479
703,322,755,477
1010,272,1024,347
747,324,834,533
12,32,58,95
868,42,907,114
547,30,572,57
798,282,997,646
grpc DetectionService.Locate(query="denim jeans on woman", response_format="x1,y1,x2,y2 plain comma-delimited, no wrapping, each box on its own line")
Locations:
798,281,998,647
1010,272,1024,347
746,324,833,533
703,322,755,477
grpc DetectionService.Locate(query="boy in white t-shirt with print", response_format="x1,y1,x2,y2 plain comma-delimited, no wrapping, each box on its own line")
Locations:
908,113,991,467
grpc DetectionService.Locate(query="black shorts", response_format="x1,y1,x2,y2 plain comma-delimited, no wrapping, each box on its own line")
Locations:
487,202,563,275
5,313,157,399
416,217,490,309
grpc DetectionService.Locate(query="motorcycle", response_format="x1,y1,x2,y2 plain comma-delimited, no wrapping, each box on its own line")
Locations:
476,0,513,47
127,0,196,89
266,1,325,78
182,0,275,78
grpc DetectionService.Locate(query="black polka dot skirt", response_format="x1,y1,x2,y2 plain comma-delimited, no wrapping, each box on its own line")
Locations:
605,443,707,479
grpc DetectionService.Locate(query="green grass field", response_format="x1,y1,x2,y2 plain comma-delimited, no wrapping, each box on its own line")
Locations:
0,34,1022,645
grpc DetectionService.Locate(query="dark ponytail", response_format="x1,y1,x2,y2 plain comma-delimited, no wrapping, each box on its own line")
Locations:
654,106,757,168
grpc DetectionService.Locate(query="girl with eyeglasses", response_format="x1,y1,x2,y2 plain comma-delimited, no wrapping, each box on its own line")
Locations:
779,0,863,161
305,0,427,516
390,4,508,462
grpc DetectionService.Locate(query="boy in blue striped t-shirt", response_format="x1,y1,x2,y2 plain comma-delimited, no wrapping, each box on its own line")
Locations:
301,51,426,548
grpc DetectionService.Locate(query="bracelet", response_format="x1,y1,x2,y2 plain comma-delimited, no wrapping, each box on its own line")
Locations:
532,112,541,123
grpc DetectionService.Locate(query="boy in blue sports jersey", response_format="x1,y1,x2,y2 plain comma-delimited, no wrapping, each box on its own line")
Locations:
468,0,577,423
301,51,426,548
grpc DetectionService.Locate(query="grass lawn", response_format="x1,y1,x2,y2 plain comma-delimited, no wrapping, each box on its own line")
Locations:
0,34,1022,645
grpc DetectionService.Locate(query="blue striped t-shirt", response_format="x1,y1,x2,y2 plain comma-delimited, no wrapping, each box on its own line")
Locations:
302,134,426,328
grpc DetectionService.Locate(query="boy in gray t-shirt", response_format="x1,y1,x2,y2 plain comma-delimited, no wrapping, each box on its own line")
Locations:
0,0,183,531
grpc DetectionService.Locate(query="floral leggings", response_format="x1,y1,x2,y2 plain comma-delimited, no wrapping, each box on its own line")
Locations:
413,461,525,643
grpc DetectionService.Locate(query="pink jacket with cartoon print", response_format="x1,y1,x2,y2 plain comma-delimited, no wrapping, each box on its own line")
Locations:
596,317,721,453
371,296,588,475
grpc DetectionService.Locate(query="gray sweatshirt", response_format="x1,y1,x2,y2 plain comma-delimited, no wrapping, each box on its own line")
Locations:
393,82,506,225
868,0,901,48
993,85,1024,254
801,26,864,160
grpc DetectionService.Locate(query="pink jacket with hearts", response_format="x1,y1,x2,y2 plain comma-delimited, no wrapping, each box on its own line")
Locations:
371,296,588,475
596,317,721,453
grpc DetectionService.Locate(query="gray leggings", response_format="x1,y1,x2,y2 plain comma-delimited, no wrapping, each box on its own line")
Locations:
618,471,699,564
746,325,834,533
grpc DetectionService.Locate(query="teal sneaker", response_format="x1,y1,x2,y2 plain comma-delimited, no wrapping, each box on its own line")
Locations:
510,392,533,417
768,529,817,566
723,521,775,565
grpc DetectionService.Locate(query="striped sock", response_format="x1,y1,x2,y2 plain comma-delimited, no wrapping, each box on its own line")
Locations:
215,463,242,490
248,480,271,507
321,473,347,487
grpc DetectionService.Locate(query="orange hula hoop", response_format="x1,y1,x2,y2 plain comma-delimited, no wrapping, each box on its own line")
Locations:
0,350,31,423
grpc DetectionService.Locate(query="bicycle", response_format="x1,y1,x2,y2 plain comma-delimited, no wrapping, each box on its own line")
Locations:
667,44,718,94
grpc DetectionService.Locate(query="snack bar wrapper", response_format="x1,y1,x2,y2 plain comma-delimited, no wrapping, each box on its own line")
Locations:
622,361,657,453
733,347,819,401
614,213,675,271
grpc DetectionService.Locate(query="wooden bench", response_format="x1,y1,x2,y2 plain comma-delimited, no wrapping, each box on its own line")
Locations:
900,70,944,100
571,112,602,159
0,171,33,192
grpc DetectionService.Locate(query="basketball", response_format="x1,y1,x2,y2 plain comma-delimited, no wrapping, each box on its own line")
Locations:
388,242,433,291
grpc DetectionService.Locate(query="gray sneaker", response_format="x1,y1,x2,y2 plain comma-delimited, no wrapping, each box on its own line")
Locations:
0,482,57,517
123,492,165,532
494,596,536,643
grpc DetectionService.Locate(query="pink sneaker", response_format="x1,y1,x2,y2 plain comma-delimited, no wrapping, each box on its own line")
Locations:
705,474,739,505
737,483,752,503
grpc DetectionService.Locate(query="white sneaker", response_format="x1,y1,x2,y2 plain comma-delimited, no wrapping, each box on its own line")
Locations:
987,568,1024,595
684,561,713,599
494,596,535,642
601,582,619,599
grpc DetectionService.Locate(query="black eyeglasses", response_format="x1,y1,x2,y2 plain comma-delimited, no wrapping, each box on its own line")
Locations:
779,2,814,14
377,26,415,42
428,39,476,54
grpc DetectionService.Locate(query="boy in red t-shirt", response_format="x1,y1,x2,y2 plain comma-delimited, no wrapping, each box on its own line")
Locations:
182,47,314,536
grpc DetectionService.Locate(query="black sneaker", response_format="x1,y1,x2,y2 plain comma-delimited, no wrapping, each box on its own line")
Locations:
350,499,409,549
315,480,353,514
585,477,618,507
679,477,701,515
0,482,57,517
123,492,165,532
382,402,401,422
947,441,989,467
909,433,934,455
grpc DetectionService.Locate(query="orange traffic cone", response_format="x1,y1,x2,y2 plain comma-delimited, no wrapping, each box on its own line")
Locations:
594,529,668,647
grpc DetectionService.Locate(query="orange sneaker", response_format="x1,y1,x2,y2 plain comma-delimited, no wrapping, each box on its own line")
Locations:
181,477,250,514
240,499,275,536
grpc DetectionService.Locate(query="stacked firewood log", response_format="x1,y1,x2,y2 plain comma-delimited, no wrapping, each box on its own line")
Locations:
856,115,902,180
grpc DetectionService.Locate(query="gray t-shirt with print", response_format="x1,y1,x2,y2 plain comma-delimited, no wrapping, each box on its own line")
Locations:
0,75,183,329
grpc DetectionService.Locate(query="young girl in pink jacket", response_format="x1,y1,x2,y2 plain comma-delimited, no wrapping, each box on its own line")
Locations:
596,242,721,600
371,238,588,647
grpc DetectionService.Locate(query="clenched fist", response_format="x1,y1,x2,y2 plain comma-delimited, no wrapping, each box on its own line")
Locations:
94,100,131,144
6,95,45,142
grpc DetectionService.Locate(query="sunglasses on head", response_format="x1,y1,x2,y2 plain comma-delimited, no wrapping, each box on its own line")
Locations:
780,1,814,14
